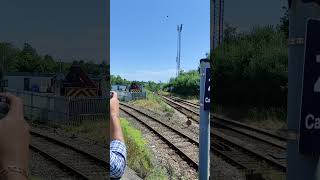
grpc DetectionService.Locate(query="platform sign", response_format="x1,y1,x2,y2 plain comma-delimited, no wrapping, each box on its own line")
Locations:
299,19,320,154
204,68,211,110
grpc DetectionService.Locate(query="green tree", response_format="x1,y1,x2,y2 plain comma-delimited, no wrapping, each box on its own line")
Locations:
277,6,289,38
0,42,19,72
15,43,42,72
212,26,287,108
111,75,130,85
164,70,200,96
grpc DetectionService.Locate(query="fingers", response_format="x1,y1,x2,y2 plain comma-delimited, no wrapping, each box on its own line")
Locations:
0,93,24,119
110,91,118,100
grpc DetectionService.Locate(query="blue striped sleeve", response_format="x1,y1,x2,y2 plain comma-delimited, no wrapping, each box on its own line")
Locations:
110,140,127,178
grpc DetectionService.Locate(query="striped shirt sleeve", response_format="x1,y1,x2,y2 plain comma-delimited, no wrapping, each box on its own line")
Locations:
110,140,127,178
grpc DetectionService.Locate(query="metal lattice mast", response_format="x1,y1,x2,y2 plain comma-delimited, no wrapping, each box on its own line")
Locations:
176,24,183,77
212,0,224,50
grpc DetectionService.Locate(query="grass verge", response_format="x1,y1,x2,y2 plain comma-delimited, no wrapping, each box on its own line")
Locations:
214,104,287,132
64,120,108,144
164,92,199,105
120,118,167,179
129,90,174,115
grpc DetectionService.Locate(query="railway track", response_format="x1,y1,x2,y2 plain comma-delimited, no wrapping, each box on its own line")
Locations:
168,96,287,143
30,129,109,179
161,95,287,173
120,102,199,170
120,102,286,176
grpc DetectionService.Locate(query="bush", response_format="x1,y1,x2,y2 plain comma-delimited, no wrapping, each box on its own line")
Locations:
211,26,288,108
164,70,200,97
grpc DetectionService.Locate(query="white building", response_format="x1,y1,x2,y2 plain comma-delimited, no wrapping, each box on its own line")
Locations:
4,72,55,93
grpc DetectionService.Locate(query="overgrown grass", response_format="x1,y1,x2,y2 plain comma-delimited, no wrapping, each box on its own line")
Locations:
120,118,167,179
130,90,174,114
214,104,287,132
262,170,286,180
64,120,108,143
169,92,199,104
145,167,168,180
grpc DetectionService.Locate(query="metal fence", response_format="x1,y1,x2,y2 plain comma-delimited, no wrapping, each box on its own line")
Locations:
116,91,147,102
5,88,107,126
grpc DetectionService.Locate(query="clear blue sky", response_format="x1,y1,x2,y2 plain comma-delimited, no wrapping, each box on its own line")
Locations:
111,0,210,83
111,0,287,83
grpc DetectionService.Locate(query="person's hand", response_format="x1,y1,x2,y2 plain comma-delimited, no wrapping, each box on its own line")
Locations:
0,93,30,175
110,91,120,121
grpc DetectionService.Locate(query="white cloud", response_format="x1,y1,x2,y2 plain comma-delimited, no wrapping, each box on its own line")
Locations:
114,68,176,82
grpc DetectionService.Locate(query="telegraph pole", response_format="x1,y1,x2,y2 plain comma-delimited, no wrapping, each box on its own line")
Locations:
287,0,320,179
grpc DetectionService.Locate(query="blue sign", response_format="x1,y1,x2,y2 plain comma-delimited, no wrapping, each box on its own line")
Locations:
299,19,320,154
204,68,211,110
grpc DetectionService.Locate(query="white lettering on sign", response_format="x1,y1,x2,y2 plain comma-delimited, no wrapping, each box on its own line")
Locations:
316,54,320,63
205,97,210,103
314,55,320,93
314,77,320,92
305,114,320,129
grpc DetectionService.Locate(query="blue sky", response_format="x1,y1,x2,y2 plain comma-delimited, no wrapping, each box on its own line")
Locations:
111,0,210,82
111,0,286,83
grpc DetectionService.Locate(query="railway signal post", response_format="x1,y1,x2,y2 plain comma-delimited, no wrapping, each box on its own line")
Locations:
287,0,320,179
199,58,211,180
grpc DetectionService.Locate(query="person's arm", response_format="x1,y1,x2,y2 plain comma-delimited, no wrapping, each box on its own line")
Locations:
109,91,126,178
0,93,30,180
110,91,124,142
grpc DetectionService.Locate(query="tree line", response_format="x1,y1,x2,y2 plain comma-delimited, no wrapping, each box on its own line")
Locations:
111,75,165,93
211,25,288,108
0,42,109,76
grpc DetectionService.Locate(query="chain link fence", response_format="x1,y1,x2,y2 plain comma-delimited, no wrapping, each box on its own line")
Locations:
116,91,147,102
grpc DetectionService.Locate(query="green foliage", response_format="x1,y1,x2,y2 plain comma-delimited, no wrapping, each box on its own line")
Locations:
144,81,162,93
110,75,130,85
0,42,107,75
164,70,200,96
120,118,153,178
130,90,174,114
212,26,288,108
64,120,107,144
0,42,20,72
110,74,165,94
277,6,289,39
